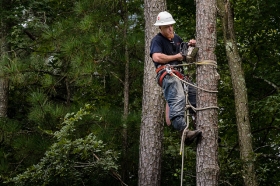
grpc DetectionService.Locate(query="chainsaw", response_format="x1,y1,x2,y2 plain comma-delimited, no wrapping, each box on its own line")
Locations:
180,42,199,63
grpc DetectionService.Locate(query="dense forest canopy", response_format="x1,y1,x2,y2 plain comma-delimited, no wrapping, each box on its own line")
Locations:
0,0,279,185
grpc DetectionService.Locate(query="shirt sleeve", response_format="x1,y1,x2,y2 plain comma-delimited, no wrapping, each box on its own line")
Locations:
150,38,163,58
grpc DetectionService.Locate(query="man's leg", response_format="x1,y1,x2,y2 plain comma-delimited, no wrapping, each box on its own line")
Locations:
187,83,197,128
162,75,201,145
188,83,196,114
162,75,186,131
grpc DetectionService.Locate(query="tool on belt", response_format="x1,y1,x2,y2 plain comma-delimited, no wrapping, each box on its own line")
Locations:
155,64,184,87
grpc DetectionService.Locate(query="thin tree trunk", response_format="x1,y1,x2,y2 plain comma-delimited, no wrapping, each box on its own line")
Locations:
138,0,166,185
217,1,258,185
122,0,129,182
0,12,9,118
196,0,220,185
0,78,8,117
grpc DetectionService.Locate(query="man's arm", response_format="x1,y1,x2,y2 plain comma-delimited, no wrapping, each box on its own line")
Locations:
152,52,184,64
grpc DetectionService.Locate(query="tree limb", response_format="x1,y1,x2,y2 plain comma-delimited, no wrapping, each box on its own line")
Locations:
253,75,279,91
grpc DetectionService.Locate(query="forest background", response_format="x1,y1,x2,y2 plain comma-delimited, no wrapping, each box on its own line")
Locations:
0,0,279,185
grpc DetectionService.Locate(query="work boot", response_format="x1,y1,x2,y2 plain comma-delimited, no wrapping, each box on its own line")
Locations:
184,129,202,146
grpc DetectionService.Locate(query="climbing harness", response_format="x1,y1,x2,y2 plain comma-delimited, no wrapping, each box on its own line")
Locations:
155,64,184,86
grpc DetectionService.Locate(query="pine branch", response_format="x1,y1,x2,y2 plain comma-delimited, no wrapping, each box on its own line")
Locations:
252,126,280,134
258,154,280,160
23,29,36,41
253,75,279,91
110,71,124,85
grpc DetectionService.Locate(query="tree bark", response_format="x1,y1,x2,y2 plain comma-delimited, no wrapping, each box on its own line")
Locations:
0,9,9,118
0,78,8,118
138,0,166,185
121,0,129,182
217,1,258,185
196,0,220,185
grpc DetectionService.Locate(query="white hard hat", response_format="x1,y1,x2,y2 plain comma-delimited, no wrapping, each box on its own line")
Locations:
154,11,176,26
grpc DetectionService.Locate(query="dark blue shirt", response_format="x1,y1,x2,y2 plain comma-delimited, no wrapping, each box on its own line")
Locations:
150,33,184,74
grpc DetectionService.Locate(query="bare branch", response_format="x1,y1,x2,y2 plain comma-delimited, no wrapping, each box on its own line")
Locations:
253,75,279,91
110,71,124,85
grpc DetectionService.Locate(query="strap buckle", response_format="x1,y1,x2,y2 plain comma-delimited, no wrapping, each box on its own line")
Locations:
165,64,172,74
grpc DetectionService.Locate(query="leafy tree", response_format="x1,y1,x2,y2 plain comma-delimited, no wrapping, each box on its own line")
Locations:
217,0,258,185
5,105,120,185
0,0,10,118
214,0,280,185
1,0,279,185
1,0,143,185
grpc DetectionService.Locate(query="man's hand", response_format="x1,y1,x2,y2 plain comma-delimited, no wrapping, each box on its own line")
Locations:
188,39,196,47
176,53,184,61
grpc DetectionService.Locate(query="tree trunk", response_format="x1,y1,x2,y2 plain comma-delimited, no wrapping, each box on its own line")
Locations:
0,78,8,118
217,1,258,185
138,0,166,185
0,11,9,118
196,0,220,185
122,0,129,182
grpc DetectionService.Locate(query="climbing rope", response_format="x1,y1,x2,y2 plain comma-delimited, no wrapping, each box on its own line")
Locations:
172,59,218,68
179,92,193,186
180,109,189,186
166,60,219,186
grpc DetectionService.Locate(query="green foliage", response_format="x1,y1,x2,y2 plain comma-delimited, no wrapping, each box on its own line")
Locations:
1,0,143,185
5,105,119,186
216,0,280,185
167,0,196,40
1,0,279,185
1,0,144,185
161,127,197,186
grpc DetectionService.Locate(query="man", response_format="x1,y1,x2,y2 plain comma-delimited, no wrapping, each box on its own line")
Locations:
150,11,201,145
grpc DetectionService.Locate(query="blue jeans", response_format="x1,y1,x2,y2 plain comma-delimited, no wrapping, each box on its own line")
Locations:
162,74,186,131
159,74,196,131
